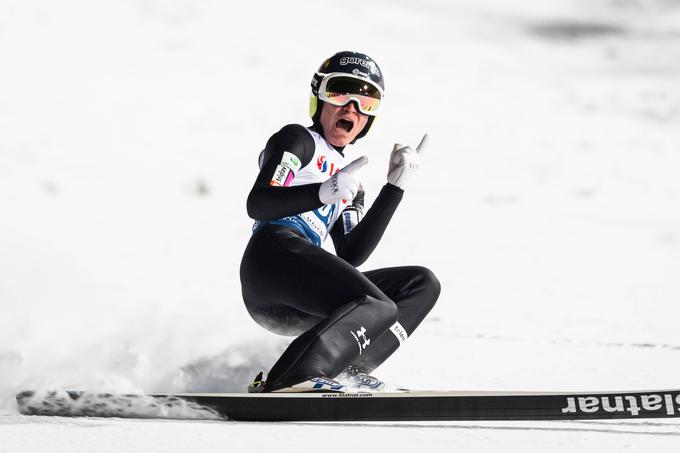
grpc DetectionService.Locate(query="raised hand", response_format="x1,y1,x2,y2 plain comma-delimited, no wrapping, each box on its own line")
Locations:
387,134,427,190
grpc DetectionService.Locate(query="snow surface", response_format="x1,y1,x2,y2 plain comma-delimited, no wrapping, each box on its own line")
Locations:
1,0,680,450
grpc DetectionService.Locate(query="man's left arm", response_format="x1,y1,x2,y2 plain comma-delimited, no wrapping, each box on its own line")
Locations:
331,134,428,267
330,183,403,267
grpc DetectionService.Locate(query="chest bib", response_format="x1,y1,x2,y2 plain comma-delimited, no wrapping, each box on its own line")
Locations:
253,128,350,246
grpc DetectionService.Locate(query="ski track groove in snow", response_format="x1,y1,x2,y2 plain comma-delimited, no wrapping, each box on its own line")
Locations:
1,416,680,453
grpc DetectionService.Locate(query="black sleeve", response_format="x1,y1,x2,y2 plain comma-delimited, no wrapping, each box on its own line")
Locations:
330,183,404,267
246,124,324,221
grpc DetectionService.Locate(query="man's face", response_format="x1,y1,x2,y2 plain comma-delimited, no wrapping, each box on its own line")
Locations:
319,101,369,147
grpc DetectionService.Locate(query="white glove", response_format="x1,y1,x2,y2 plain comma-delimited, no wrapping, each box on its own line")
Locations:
387,134,428,190
319,156,368,205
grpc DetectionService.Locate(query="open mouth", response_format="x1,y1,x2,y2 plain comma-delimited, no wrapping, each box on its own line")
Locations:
336,118,354,133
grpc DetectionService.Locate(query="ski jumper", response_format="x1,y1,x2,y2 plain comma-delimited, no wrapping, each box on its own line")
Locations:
240,124,441,391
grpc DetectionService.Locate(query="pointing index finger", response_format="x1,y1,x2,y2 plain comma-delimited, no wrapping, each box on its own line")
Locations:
416,133,428,154
343,155,369,174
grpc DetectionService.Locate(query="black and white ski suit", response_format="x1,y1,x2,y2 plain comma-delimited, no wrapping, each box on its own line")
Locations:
240,124,441,391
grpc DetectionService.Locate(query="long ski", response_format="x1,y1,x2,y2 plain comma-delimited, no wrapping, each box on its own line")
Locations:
16,388,680,421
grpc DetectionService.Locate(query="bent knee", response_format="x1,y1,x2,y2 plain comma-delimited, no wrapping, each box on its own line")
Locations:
413,266,441,307
362,295,399,325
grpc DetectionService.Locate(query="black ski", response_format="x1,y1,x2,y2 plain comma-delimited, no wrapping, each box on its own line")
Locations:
16,389,680,421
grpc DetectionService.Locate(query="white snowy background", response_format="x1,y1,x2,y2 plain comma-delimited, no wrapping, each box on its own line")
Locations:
1,0,679,450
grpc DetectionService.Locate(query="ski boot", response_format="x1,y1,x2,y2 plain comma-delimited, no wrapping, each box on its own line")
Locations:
247,372,347,393
272,376,347,393
337,367,385,391
247,372,266,393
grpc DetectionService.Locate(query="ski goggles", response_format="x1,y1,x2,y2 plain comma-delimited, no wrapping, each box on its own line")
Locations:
317,73,384,116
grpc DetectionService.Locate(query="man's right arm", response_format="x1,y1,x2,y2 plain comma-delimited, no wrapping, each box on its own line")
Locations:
246,124,324,221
